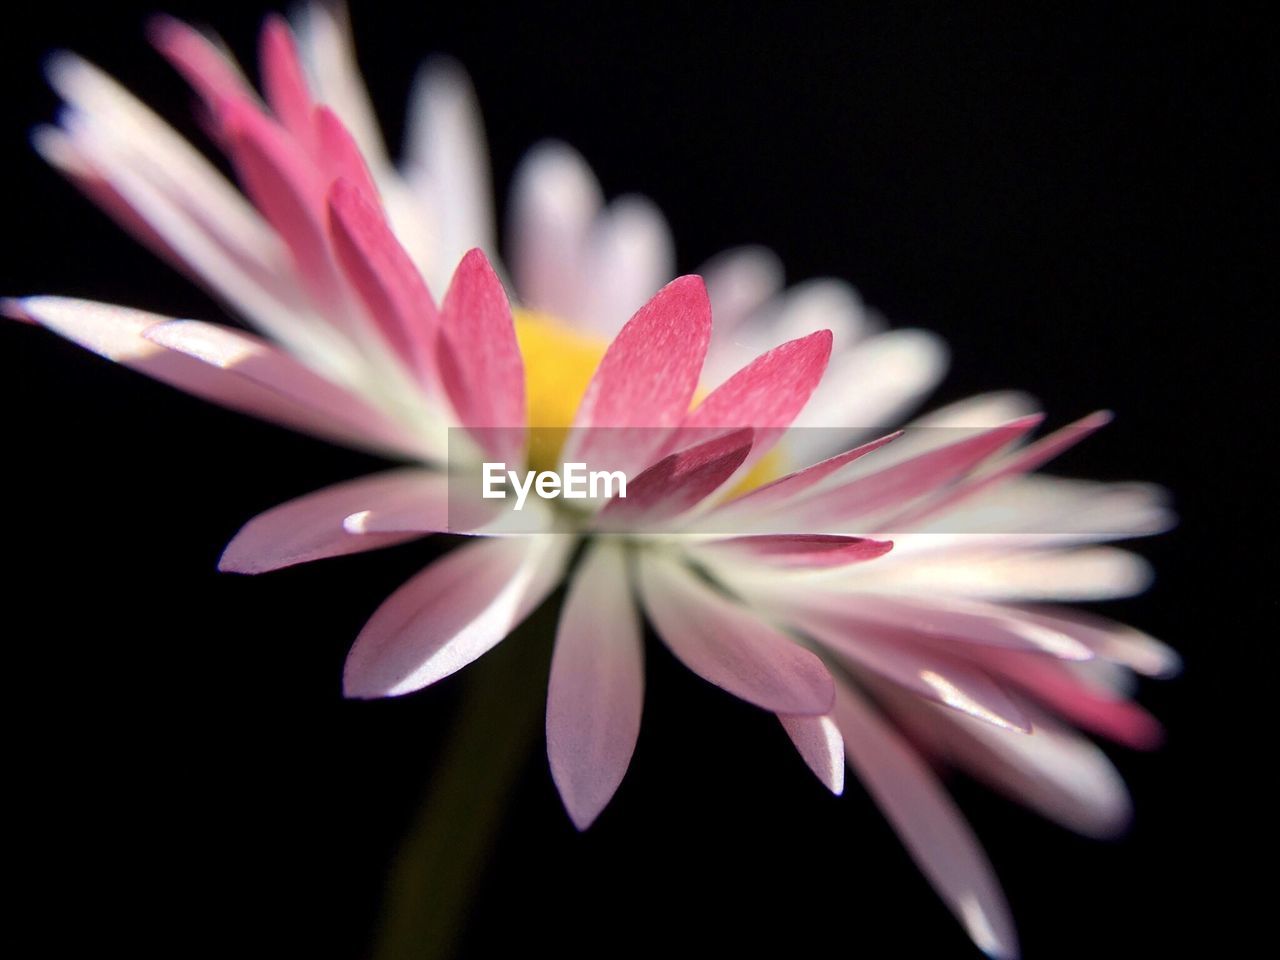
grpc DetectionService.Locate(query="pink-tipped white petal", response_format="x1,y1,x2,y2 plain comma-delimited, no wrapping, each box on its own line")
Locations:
437,248,526,461
832,682,1018,960
785,416,1043,528
637,553,834,715
779,714,845,794
141,317,422,454
13,297,422,458
547,541,645,830
799,611,1032,732
888,691,1132,839
344,535,572,699
219,469,440,574
696,534,894,569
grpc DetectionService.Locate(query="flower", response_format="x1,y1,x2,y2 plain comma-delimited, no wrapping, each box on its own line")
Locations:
8,8,1176,958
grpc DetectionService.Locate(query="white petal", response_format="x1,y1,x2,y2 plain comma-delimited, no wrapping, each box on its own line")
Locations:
547,541,645,829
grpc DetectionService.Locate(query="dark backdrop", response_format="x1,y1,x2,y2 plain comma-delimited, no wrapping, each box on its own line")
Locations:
2,2,1270,957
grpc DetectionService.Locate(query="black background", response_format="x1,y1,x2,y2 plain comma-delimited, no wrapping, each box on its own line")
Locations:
2,2,1270,957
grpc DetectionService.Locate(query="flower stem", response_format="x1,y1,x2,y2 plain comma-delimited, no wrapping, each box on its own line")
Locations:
369,606,555,960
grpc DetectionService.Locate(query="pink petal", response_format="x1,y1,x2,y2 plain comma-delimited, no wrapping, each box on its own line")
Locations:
697,534,893,569
1006,605,1181,678
788,416,1043,528
148,15,252,107
344,535,571,699
706,431,901,523
891,411,1114,528
778,714,845,794
219,469,438,574
327,178,438,380
563,276,712,476
547,541,645,830
832,682,1018,959
259,15,316,151
810,595,1095,661
141,317,422,454
794,609,1032,732
314,107,381,204
13,297,422,458
437,248,526,462
973,650,1163,749
218,97,339,304
637,553,834,715
682,329,833,462
937,706,1132,839
595,429,753,527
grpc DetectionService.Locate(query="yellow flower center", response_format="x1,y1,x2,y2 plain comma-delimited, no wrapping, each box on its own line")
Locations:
513,308,785,493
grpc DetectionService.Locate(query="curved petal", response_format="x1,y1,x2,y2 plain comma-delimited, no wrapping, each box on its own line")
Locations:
219,469,440,574
12,297,424,459
260,15,316,150
547,541,644,830
437,248,526,462
637,553,834,715
832,682,1018,960
343,535,572,699
779,714,845,794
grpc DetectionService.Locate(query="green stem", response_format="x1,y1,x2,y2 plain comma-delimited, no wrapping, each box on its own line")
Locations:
370,608,554,960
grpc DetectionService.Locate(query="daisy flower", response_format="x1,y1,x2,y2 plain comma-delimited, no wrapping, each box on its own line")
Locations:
8,8,1176,958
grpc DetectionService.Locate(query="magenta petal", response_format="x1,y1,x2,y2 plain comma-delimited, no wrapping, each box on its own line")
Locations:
779,714,845,794
437,248,526,462
219,469,438,574
547,541,644,830
832,682,1019,960
682,328,833,461
327,178,438,380
259,15,316,151
595,428,753,527
343,535,570,699
698,534,894,569
564,276,712,475
637,553,834,715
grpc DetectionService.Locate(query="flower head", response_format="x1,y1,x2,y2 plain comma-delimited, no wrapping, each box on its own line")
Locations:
9,8,1176,958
